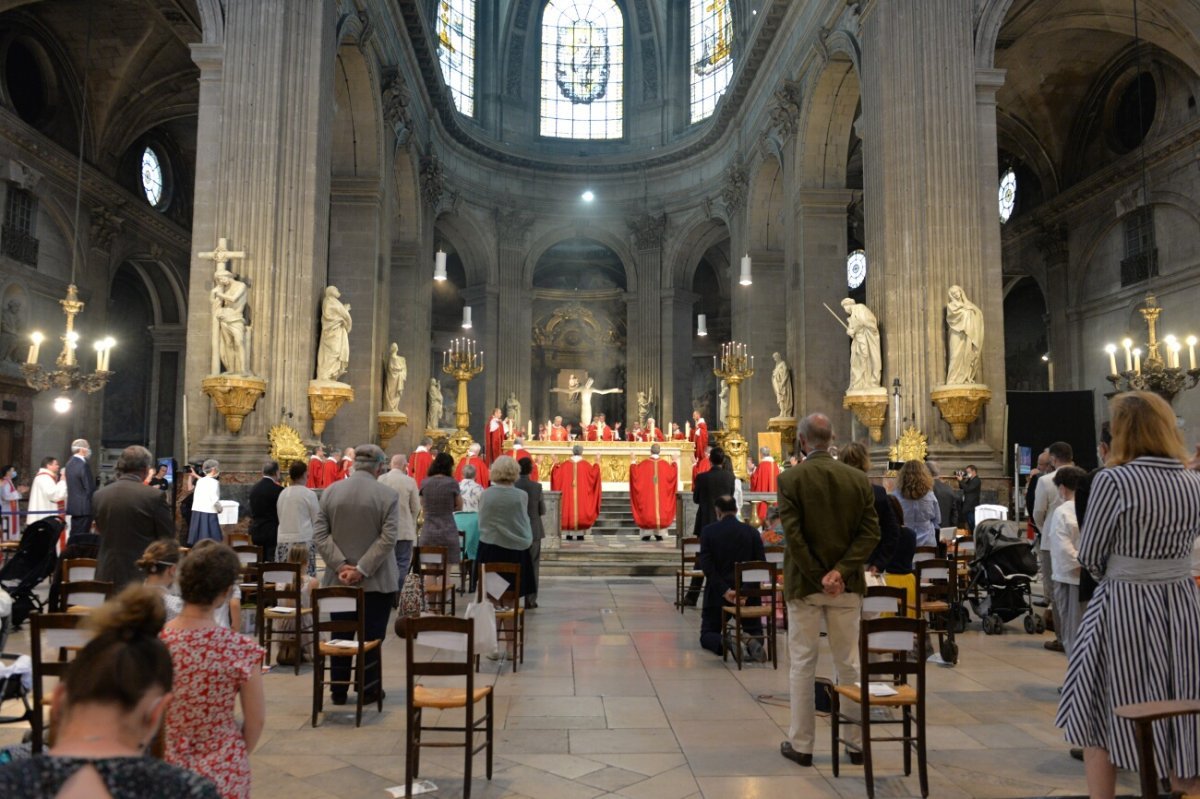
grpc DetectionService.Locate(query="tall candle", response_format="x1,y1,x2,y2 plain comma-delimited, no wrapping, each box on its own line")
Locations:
1122,339,1133,372
1133,349,1141,373
26,332,41,365
1188,337,1197,370
1105,345,1118,376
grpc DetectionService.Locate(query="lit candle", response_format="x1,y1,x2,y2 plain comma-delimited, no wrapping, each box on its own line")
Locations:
1133,348,1142,374
712,355,716,371
27,331,43,365
1122,338,1133,372
1105,344,1118,376
685,421,691,439
1171,342,1182,369
527,420,533,439
1188,336,1197,370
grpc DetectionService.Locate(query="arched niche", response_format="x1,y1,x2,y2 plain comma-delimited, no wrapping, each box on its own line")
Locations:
1002,276,1048,391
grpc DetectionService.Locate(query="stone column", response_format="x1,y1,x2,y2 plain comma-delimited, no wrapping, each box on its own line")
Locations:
390,236,431,451
662,290,697,427
494,210,534,429
975,68,1009,449
1037,224,1071,388
184,0,336,471
626,216,666,426
793,189,855,431
860,2,1002,461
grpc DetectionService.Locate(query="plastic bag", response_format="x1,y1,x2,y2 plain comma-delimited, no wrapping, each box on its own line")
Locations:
464,600,498,656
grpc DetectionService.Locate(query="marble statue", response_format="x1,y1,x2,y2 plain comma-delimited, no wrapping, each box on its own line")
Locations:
636,388,654,427
315,286,352,382
505,392,521,428
383,343,407,412
427,377,443,430
718,380,729,426
553,377,622,427
945,285,984,384
1,296,23,363
212,267,248,374
771,353,793,417
841,298,882,390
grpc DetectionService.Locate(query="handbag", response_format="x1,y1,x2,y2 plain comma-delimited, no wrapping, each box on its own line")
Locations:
464,599,498,656
393,572,427,638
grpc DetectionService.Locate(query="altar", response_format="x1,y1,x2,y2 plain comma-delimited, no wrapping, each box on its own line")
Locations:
522,440,696,491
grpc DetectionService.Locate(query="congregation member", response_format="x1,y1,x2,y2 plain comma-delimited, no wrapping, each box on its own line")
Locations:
485,407,506,464
454,442,491,487
696,494,766,659
1057,391,1200,798
514,456,545,607
1034,441,1075,652
190,540,242,630
148,463,171,492
138,538,183,622
925,460,961,530
247,460,283,556
551,444,601,541
459,464,485,511
1046,465,1086,657
749,446,780,524
161,542,265,798
505,436,539,480
476,455,537,600
276,460,320,575
839,443,902,579
187,459,224,545
682,447,735,605
306,444,329,489
1027,450,1052,546
407,436,434,486
28,455,67,524
379,453,421,588
630,444,677,542
883,495,919,612
0,463,23,540
777,413,879,768
65,438,95,538
420,451,463,564
957,463,982,531
891,459,941,548
93,445,175,589
0,585,220,798
314,444,399,706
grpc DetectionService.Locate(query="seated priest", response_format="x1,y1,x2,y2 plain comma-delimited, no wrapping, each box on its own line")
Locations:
696,494,767,660
550,416,569,442
454,442,491,488
643,417,665,442
504,436,539,481
586,414,614,441
749,446,781,525
630,444,677,542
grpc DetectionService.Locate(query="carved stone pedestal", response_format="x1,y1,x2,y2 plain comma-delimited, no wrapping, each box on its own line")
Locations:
767,416,797,456
307,381,354,437
202,374,267,434
930,384,991,441
842,388,889,443
447,428,474,465
377,411,407,450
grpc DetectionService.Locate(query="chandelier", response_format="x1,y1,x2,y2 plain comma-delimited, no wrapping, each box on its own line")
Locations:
1103,293,1198,402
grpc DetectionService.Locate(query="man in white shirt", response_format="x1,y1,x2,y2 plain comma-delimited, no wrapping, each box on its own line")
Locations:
1033,441,1073,652
379,453,420,584
276,460,321,575
1046,466,1086,657
28,456,67,524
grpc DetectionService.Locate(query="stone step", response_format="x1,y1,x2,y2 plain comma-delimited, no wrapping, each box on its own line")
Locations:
541,541,679,576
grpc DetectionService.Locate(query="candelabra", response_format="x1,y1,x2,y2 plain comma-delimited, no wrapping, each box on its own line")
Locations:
1103,293,1199,403
21,284,115,406
712,341,754,479
442,337,484,463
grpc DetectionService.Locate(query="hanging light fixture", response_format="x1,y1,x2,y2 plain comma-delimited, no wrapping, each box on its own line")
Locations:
696,313,708,337
461,305,472,329
1100,0,1198,402
433,249,448,282
739,254,752,286
20,11,114,400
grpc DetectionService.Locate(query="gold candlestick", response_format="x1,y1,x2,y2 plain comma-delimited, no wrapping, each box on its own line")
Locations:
713,341,755,480
442,338,484,464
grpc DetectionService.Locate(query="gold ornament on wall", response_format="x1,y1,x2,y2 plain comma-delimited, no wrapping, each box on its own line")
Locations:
268,424,308,481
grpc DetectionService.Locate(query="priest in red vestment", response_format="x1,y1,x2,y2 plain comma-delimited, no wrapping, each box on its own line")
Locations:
748,446,781,524
586,414,614,442
692,448,712,483
550,416,569,442
407,437,434,487
454,442,491,487
629,445,677,541
484,408,506,464
321,452,341,486
306,446,328,489
550,445,601,540
642,418,665,442
504,437,539,481
670,423,686,441
689,411,709,459
335,447,355,480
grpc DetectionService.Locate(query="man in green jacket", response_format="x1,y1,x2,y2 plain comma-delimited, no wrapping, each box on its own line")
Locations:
777,413,880,767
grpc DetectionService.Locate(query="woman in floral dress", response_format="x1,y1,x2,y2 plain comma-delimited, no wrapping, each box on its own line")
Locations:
161,543,265,799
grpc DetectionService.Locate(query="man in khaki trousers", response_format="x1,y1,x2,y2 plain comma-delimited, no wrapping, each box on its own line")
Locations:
777,413,880,767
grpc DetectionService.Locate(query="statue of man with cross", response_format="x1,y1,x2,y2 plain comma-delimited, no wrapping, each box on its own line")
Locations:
198,238,249,375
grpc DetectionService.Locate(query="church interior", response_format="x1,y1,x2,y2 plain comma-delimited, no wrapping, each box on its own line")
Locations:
0,1,1199,797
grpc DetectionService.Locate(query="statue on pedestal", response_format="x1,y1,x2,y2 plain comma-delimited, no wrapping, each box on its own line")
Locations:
945,285,984,385
718,380,729,427
315,286,352,382
636,388,654,427
383,343,406,412
427,378,443,430
505,392,522,429
211,267,249,374
771,353,793,417
841,298,882,391
553,377,622,428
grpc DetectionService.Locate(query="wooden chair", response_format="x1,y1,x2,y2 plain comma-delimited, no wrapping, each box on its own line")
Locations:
256,562,312,675
233,544,263,609
912,546,939,566
454,511,478,595
59,580,113,614
60,557,96,584
414,546,456,616
311,586,382,727
863,584,909,620
404,615,494,799
915,558,958,664
227,531,251,548
29,612,91,752
720,561,778,670
831,616,929,798
476,561,524,672
1115,699,1200,799
675,537,703,613
764,545,787,630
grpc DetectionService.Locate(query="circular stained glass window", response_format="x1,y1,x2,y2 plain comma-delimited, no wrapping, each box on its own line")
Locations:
847,249,867,290
141,146,164,207
998,167,1017,224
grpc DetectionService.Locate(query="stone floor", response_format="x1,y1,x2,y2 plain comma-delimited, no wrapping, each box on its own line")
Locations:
1,575,1143,798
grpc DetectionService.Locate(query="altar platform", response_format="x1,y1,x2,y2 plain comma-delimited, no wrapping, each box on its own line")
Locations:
523,440,696,491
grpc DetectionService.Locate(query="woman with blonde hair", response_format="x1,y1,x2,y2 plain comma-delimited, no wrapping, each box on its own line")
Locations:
890,459,941,548
137,538,183,622
1057,391,1200,798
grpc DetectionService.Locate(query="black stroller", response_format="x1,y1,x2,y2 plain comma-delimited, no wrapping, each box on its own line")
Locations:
0,518,64,630
967,519,1044,635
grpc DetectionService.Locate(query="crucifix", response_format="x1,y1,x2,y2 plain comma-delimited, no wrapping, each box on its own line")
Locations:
197,237,248,375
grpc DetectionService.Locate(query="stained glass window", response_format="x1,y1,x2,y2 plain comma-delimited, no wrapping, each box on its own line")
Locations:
998,167,1017,223
141,146,164,207
436,0,475,117
540,0,624,140
690,0,734,122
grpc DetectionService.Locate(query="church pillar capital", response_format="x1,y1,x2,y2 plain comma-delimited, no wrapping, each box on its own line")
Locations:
795,188,855,213
189,42,224,73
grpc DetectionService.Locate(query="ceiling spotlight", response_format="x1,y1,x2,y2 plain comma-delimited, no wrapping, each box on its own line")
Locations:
461,305,473,330
581,190,595,202
433,249,447,282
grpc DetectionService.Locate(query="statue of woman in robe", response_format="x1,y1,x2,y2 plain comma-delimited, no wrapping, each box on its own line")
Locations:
771,353,793,417
945,285,985,384
383,343,406,412
315,286,352,381
427,378,443,430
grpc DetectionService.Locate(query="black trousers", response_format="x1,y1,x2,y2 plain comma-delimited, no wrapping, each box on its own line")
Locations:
699,604,763,655
330,590,394,697
69,515,92,537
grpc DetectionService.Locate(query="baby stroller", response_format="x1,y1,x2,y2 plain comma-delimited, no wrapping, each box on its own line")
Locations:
0,518,64,630
967,519,1044,635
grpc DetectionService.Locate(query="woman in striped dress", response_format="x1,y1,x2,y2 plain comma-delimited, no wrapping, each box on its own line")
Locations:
1056,391,1200,798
